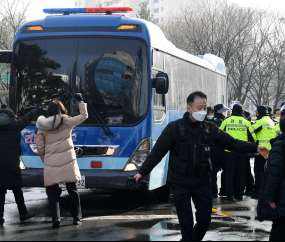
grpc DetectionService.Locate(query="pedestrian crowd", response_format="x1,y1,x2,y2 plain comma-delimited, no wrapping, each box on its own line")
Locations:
0,91,284,241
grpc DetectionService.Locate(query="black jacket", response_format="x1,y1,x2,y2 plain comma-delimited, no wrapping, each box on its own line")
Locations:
213,112,226,127
258,134,285,221
139,112,259,189
0,108,40,188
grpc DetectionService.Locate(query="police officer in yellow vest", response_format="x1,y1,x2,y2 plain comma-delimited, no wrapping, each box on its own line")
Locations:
220,104,257,201
251,105,275,199
273,105,285,138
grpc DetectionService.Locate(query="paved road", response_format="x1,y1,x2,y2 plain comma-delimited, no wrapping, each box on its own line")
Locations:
0,186,272,241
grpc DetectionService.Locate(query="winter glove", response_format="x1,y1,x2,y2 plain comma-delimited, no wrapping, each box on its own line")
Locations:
36,104,43,111
126,178,148,192
74,93,83,102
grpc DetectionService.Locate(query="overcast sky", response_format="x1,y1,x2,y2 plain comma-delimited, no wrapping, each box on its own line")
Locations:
27,0,285,21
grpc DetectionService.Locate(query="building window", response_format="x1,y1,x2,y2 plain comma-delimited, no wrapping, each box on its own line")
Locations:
154,0,158,2
161,17,164,22
154,18,159,23
161,7,164,11
154,8,159,13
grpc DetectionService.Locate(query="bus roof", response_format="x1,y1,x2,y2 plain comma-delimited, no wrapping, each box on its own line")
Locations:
16,14,226,76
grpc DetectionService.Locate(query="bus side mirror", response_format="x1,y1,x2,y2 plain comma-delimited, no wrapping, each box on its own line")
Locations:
0,50,12,63
153,73,169,94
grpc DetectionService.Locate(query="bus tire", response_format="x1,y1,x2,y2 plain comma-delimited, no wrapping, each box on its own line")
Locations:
154,184,171,201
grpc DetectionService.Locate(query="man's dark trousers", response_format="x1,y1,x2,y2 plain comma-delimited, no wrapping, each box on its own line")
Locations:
254,155,267,195
245,157,254,192
0,188,28,218
172,183,212,241
210,148,226,196
46,183,81,222
225,152,247,197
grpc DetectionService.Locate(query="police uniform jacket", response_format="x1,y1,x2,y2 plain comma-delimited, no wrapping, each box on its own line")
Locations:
220,114,257,153
252,116,275,150
139,112,259,189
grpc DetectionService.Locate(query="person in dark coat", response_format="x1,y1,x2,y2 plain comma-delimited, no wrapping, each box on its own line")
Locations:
210,104,229,198
0,107,41,224
258,116,285,241
134,91,269,242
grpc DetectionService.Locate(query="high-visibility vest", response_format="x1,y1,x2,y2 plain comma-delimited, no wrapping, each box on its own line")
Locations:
220,116,257,152
252,116,275,150
274,123,280,138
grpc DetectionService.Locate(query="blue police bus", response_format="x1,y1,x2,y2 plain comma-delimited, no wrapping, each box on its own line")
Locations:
0,7,227,198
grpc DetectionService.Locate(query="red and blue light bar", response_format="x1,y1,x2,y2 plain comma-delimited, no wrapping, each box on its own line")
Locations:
43,7,133,14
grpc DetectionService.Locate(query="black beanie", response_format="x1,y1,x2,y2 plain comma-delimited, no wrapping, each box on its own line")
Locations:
267,106,272,114
243,110,250,118
232,104,243,114
257,106,268,116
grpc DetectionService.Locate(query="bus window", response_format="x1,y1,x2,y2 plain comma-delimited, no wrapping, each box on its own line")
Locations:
0,63,9,107
10,37,149,126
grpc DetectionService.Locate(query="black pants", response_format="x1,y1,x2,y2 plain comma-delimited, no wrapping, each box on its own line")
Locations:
270,217,285,241
0,188,28,218
46,183,82,222
172,183,212,241
225,153,246,197
210,151,226,196
245,157,254,192
254,155,267,195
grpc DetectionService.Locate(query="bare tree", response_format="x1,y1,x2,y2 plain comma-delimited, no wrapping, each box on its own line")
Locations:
0,0,31,50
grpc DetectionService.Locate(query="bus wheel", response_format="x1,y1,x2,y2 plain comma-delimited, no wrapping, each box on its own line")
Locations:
154,184,171,201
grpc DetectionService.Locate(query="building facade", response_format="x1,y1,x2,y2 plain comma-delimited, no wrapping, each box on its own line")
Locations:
74,0,194,23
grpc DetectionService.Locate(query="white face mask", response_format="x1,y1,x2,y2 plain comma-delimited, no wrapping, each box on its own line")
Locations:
207,115,214,120
276,117,281,122
189,107,207,122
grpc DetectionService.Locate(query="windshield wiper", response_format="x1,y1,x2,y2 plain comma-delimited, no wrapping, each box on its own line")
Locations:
84,96,113,136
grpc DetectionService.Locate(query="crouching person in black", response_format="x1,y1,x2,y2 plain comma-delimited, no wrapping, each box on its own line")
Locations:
135,91,269,241
0,107,41,223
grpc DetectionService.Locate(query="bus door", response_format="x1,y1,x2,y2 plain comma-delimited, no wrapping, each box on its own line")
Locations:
149,53,170,190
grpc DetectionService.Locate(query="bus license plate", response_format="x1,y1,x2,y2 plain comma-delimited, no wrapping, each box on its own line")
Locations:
59,176,86,189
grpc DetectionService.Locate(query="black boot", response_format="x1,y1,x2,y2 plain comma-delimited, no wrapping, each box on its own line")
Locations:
53,219,61,229
20,212,35,222
234,195,243,200
73,218,82,225
0,218,4,224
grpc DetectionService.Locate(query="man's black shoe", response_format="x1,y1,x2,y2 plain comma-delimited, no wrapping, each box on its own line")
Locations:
244,190,255,196
53,219,61,229
0,218,4,224
227,196,233,201
212,194,218,199
73,218,82,226
234,196,243,200
20,212,35,222
251,193,260,199
219,192,227,197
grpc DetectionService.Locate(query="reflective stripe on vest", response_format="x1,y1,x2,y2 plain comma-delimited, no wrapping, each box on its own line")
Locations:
262,124,274,128
226,124,248,128
259,140,271,143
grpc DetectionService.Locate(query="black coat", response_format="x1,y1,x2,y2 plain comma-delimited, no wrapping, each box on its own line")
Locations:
139,112,258,189
0,108,40,188
258,134,285,221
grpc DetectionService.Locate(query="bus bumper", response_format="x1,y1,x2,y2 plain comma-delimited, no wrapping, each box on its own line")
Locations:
22,169,149,190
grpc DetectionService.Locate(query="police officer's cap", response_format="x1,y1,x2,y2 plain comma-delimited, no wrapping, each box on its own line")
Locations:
214,104,229,112
257,105,268,115
243,110,250,118
232,104,243,113
266,106,272,113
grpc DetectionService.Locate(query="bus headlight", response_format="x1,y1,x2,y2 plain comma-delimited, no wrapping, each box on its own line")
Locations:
124,138,151,172
20,157,26,170
30,144,38,154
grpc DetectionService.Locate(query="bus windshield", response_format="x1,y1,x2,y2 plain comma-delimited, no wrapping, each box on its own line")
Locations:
10,37,149,126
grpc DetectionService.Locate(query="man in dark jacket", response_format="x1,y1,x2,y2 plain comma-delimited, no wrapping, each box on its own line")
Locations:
258,117,285,241
134,91,269,241
210,104,229,198
0,107,41,223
